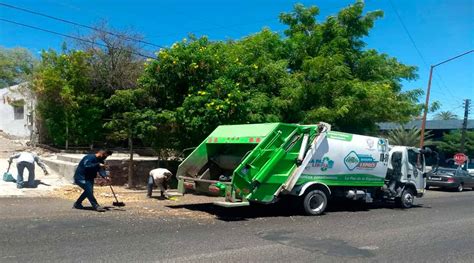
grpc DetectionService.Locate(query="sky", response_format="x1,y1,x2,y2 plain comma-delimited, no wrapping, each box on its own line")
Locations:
0,0,473,118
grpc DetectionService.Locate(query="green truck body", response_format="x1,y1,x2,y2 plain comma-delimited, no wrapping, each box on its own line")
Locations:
177,122,428,215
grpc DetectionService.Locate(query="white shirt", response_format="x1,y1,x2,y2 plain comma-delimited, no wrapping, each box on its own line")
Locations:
149,168,172,182
10,152,48,172
12,152,36,163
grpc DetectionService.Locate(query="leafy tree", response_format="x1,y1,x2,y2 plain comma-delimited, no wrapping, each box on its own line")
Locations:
386,127,433,147
434,111,459,120
140,30,296,147
33,48,103,148
140,1,425,151
0,46,37,88
279,1,423,133
436,130,474,157
32,1,430,159
104,88,158,187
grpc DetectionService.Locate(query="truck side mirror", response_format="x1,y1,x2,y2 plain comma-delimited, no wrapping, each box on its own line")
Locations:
420,147,432,154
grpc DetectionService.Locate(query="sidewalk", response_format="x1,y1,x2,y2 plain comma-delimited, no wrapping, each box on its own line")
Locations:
0,135,71,197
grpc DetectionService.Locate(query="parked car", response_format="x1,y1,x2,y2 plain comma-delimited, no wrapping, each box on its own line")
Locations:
444,158,474,175
426,167,474,192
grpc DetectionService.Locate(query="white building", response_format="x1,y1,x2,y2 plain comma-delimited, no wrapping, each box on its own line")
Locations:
0,83,35,139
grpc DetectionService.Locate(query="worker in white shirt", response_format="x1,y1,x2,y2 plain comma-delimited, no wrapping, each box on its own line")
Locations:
147,168,173,198
9,151,49,189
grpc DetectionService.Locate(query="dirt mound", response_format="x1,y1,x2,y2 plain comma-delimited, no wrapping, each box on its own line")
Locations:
51,185,219,220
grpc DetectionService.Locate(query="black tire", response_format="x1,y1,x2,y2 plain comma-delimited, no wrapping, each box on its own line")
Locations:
456,183,463,192
397,188,415,209
302,190,328,216
425,185,430,190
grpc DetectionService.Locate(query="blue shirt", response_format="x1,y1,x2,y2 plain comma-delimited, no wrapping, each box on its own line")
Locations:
74,154,106,181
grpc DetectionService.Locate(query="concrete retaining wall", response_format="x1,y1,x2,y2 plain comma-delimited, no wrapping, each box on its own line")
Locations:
42,153,180,186
42,156,78,183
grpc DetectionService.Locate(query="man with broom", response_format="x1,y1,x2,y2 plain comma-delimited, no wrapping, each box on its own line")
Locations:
72,149,113,212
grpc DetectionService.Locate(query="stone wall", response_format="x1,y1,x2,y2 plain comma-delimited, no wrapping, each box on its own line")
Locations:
103,159,181,187
43,153,182,187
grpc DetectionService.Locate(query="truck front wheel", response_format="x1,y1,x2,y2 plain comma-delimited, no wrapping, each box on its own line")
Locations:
302,190,328,216
397,188,415,209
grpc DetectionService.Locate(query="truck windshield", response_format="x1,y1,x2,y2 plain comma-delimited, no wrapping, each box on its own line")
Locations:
408,149,424,170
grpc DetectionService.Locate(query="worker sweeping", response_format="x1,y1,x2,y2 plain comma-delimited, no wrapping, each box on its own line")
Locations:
9,151,49,189
147,168,173,199
72,149,113,212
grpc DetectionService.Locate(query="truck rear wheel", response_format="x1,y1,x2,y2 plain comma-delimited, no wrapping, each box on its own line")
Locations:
302,190,327,216
397,188,415,209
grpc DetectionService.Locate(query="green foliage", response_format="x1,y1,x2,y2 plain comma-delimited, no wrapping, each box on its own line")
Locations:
104,88,159,187
140,30,297,147
436,131,474,156
386,127,433,147
104,88,158,143
0,46,37,88
279,1,421,133
429,101,441,113
9,99,25,107
32,1,427,153
139,1,424,148
434,111,459,120
33,49,104,147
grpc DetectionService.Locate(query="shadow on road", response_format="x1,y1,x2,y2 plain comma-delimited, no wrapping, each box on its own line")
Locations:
72,206,127,212
32,180,51,188
167,198,428,222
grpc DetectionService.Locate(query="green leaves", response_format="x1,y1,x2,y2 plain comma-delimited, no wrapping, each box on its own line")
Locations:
33,1,426,152
135,1,426,147
33,49,103,147
434,111,458,120
436,131,474,156
104,88,158,142
386,127,433,147
0,46,37,88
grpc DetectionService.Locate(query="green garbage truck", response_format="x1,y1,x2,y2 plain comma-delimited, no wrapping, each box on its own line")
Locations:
177,122,432,215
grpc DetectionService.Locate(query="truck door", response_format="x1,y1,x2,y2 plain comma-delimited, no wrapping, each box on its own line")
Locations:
407,149,425,191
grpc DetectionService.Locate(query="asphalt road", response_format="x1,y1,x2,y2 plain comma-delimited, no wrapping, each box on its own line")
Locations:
0,189,473,262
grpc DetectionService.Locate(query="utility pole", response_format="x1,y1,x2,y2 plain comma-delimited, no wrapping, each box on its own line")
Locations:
460,99,471,153
419,49,474,149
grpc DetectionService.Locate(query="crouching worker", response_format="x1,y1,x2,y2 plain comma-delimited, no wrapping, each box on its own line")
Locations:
147,168,173,199
73,149,113,212
9,151,49,189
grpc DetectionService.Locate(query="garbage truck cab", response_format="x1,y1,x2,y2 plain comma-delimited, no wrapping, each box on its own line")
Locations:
177,122,431,215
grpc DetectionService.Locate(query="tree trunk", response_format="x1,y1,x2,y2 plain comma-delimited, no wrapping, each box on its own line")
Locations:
127,135,134,188
65,115,69,150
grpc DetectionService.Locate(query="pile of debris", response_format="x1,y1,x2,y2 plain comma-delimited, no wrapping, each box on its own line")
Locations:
51,185,219,220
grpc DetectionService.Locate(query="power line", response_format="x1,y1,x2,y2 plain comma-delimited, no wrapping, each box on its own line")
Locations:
388,0,428,67
0,18,155,59
433,71,464,101
152,4,350,43
0,2,165,49
387,0,462,102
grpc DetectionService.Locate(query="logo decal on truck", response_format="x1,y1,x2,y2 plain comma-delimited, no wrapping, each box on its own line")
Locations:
344,151,378,171
308,156,334,171
366,138,375,150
